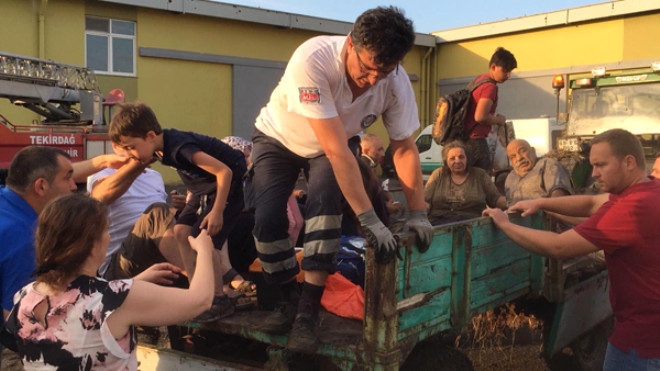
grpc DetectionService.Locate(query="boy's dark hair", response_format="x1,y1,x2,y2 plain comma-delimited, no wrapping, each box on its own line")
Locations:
109,103,163,143
490,47,517,71
350,6,415,67
7,146,70,192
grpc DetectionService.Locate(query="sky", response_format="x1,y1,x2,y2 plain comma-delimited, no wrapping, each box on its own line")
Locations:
215,0,609,33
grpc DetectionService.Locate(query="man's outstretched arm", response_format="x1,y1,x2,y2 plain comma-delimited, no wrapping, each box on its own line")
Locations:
483,208,600,260
73,154,129,182
90,158,148,205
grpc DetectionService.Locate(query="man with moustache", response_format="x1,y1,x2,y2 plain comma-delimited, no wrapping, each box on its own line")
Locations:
359,133,386,171
483,129,660,370
360,133,404,218
504,139,572,206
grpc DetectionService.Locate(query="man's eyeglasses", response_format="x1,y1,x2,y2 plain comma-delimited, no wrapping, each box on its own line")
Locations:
354,50,398,78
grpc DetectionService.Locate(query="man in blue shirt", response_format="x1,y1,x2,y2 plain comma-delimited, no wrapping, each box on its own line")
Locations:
1,147,76,324
0,146,126,369
0,147,126,321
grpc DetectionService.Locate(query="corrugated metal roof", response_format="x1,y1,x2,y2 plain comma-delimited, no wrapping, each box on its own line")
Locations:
433,0,660,42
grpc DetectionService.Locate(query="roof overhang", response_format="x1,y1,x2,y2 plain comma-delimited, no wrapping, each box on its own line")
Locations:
433,0,660,43
96,0,438,47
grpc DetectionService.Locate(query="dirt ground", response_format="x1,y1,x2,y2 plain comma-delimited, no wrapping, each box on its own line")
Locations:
466,346,547,371
465,343,549,371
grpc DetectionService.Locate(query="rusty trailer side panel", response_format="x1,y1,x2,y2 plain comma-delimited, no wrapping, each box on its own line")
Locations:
394,213,546,360
189,213,549,370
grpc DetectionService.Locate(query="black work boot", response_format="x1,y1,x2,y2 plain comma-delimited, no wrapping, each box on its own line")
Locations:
256,281,300,334
286,281,323,353
286,313,319,354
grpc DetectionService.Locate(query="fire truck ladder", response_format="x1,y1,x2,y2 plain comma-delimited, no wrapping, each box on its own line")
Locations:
0,52,103,125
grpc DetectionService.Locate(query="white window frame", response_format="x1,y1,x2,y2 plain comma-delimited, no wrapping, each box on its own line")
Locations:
85,16,136,77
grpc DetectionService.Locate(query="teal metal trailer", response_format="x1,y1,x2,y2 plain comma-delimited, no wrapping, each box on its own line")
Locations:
176,212,610,370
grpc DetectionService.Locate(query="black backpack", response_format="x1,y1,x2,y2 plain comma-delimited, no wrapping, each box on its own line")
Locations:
431,78,495,145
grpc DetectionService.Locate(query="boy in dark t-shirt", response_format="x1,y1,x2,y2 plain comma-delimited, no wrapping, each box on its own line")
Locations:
109,103,248,322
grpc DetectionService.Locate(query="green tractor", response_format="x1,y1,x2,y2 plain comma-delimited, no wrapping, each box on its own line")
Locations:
554,62,660,192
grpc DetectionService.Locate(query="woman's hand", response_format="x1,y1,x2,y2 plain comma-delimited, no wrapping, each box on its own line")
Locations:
188,228,214,253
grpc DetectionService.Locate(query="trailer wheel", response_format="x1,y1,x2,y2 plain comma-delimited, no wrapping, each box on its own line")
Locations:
572,316,613,371
401,339,474,371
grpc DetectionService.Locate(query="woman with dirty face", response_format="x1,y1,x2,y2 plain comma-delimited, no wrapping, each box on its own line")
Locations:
424,140,506,226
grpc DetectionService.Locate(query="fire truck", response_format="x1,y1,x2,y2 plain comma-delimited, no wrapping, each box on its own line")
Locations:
0,52,119,184
554,62,660,191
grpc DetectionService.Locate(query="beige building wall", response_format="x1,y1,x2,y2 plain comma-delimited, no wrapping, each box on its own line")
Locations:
433,8,660,123
623,13,660,60
435,15,660,79
437,20,624,79
131,8,317,139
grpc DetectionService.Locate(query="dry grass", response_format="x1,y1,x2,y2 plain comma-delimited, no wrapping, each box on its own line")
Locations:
470,303,542,349
464,303,548,370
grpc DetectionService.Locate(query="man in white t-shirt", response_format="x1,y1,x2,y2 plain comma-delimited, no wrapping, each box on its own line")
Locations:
250,6,433,353
87,162,170,275
86,153,190,288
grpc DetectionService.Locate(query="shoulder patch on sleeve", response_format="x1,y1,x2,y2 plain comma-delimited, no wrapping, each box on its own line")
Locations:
299,87,321,104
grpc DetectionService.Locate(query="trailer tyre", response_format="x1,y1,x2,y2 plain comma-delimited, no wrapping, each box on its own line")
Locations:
572,316,613,371
401,340,474,371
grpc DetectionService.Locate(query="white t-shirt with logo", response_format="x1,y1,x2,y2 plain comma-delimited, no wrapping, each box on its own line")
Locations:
87,168,167,274
255,35,419,158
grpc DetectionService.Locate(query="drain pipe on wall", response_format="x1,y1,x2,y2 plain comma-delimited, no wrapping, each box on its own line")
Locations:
38,0,48,59
420,47,434,128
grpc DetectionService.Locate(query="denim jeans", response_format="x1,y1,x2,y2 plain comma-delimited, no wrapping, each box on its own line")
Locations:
604,343,660,371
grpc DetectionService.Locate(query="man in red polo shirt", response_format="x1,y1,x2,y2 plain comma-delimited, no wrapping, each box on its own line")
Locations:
483,128,660,370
